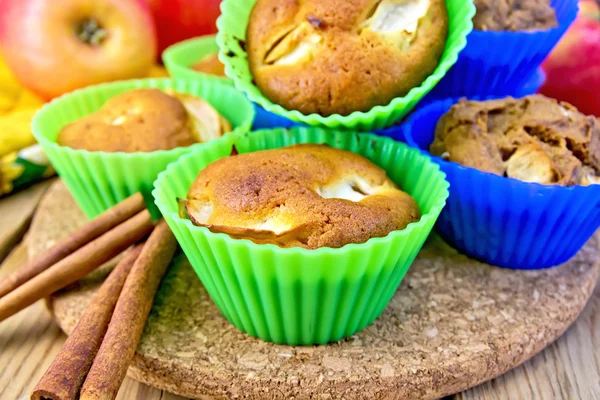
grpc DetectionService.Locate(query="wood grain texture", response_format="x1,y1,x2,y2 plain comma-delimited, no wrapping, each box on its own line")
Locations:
0,179,54,263
0,242,187,400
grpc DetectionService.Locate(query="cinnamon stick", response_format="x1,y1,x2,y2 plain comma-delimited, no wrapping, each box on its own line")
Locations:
0,209,154,322
80,220,177,400
0,192,146,299
31,244,144,400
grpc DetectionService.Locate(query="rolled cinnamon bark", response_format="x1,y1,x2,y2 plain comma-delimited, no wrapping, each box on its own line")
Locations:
0,192,146,299
80,220,177,400
30,244,144,400
0,209,154,322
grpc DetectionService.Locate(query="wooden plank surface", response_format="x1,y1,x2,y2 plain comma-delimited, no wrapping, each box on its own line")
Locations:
0,231,599,399
0,242,175,400
0,179,54,263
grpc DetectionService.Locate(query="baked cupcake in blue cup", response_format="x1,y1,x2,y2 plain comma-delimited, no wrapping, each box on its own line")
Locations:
427,0,577,99
372,67,546,145
403,95,600,269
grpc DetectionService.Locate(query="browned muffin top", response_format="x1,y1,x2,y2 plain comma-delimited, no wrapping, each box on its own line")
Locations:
430,95,600,186
247,0,448,117
58,89,232,153
473,0,557,31
183,144,421,249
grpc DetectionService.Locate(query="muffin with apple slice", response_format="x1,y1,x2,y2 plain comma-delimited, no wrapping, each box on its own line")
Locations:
180,143,421,249
153,127,449,344
247,0,449,117
58,88,232,152
32,78,254,219
404,94,600,269
429,0,578,98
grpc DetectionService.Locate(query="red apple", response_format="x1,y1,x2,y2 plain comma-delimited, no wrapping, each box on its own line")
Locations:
541,0,600,116
0,0,157,100
146,0,221,57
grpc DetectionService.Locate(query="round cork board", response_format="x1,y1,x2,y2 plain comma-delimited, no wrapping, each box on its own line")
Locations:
29,181,599,400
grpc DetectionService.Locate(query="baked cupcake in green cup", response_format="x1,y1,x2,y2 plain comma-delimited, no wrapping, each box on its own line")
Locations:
153,127,449,345
32,78,254,219
162,35,231,85
217,0,474,130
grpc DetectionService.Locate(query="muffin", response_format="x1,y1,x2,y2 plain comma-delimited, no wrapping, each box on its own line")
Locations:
154,127,449,344
187,51,300,130
404,95,600,269
181,144,421,249
430,95,600,186
427,0,576,99
191,53,226,77
33,78,255,219
473,0,557,31
58,88,232,153
162,35,230,84
246,0,449,117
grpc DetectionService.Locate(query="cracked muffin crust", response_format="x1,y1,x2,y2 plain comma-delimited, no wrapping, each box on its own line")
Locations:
430,95,600,186
182,144,421,249
472,0,557,31
247,0,448,117
58,89,232,153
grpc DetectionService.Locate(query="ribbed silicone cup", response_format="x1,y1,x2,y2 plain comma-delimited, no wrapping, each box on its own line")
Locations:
520,68,547,97
426,68,546,104
413,68,546,115
32,78,255,220
216,0,474,131
153,127,449,345
428,0,577,98
403,98,600,269
162,35,232,86
251,104,303,130
163,35,299,130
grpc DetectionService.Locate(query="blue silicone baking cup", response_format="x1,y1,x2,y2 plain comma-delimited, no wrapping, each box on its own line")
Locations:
252,104,303,130
426,68,546,103
427,0,576,99
375,66,545,144
368,72,546,143
372,80,542,145
254,109,414,139
402,98,600,269
520,68,546,96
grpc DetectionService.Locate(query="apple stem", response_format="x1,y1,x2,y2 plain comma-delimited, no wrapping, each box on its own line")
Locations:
77,19,107,46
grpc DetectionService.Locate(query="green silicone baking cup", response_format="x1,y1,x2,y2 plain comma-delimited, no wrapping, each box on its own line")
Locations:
152,127,450,345
216,0,475,130
32,78,255,219
162,35,232,85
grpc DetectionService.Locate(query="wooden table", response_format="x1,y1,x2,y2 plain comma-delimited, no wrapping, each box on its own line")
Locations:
1,182,599,400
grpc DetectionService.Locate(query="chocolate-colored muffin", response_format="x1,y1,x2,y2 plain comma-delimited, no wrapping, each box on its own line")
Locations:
182,144,421,249
430,95,600,186
58,89,232,153
473,0,558,31
247,0,448,116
